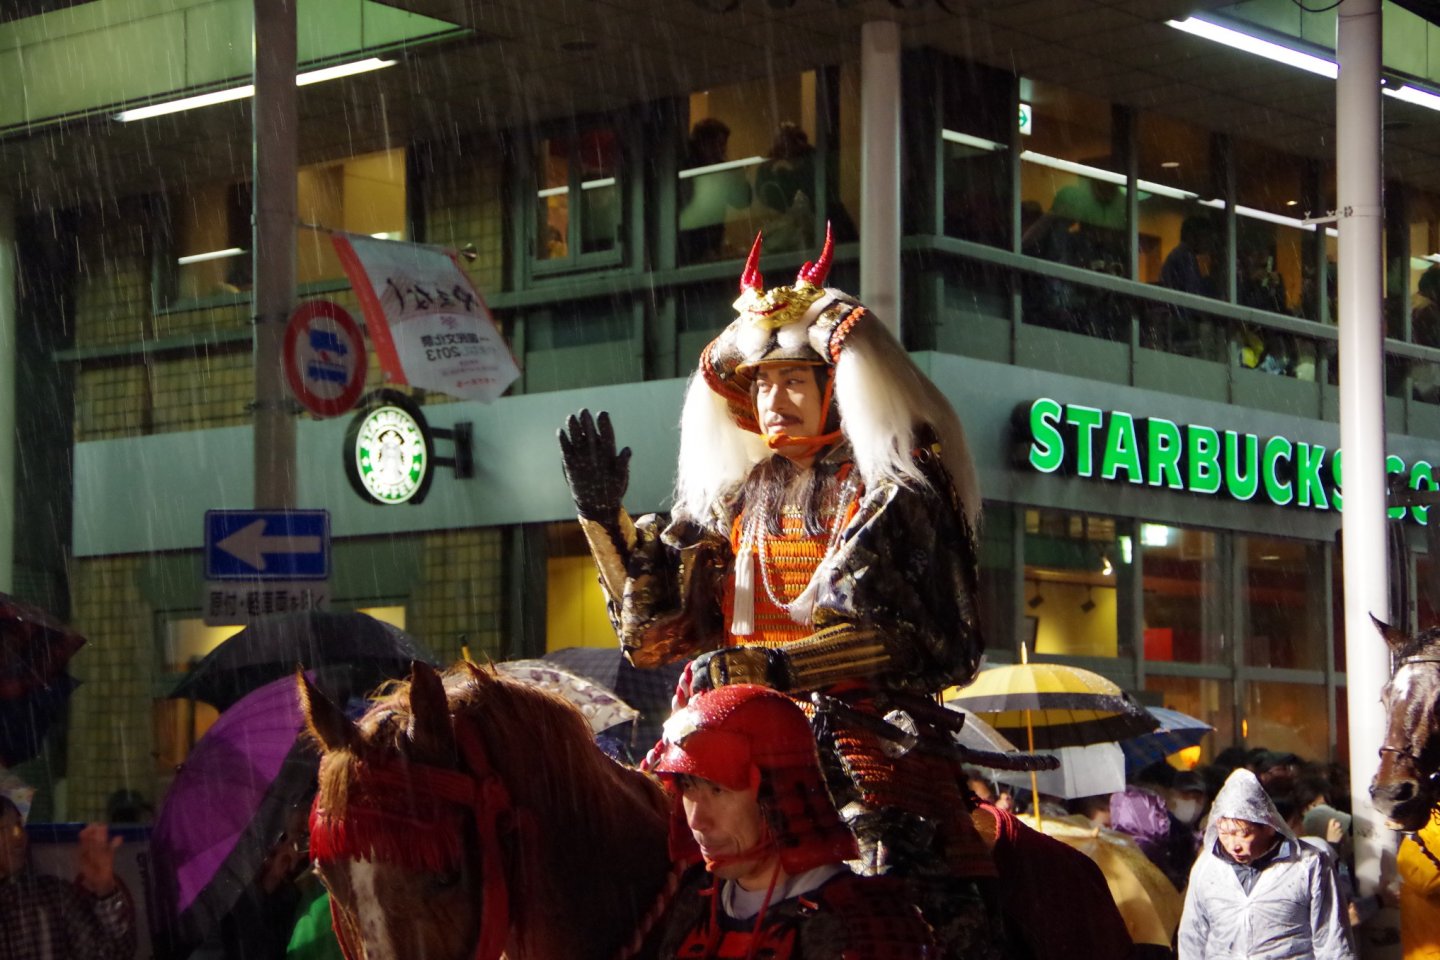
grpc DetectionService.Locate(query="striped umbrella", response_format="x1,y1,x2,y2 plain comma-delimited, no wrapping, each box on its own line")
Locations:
1120,706,1212,773
949,655,1158,752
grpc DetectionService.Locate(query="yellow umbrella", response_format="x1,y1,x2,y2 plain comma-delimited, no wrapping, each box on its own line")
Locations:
1019,813,1183,948
948,647,1158,751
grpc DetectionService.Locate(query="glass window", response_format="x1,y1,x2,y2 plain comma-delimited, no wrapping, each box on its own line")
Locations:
678,72,829,264
1140,524,1226,664
1138,113,1223,295
1407,189,1440,402
1245,680,1329,761
545,522,615,651
1024,509,1128,658
1144,675,1235,763
977,504,1018,656
1019,81,1127,339
535,129,622,266
940,61,1012,248
171,148,408,302
1242,536,1326,670
1234,139,1313,320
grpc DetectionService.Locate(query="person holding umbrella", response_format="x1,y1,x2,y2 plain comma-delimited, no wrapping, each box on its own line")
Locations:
0,775,134,960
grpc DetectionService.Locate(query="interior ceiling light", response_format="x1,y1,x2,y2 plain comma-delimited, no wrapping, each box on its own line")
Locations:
1161,161,1181,169
176,246,246,266
1169,16,1440,116
115,57,397,122
1384,84,1440,112
1166,16,1337,79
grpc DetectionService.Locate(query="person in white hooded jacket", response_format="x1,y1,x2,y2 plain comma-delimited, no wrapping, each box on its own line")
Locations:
1178,768,1354,960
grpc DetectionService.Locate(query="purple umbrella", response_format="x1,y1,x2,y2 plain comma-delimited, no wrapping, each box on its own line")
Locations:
150,673,318,954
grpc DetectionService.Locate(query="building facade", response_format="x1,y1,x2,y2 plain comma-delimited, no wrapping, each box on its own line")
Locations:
4,0,1440,818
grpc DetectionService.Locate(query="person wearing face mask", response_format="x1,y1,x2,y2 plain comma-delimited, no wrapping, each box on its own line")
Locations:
1169,774,1207,831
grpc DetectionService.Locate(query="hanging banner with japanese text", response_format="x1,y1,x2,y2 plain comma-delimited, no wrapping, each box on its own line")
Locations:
332,233,520,402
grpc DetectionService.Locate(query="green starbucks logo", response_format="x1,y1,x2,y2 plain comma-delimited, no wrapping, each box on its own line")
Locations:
344,392,436,506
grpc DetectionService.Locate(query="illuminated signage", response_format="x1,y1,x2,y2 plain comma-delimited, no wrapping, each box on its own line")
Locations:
1020,397,1438,524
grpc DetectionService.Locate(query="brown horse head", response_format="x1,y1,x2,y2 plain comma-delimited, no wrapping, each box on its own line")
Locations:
300,661,672,960
1369,616,1440,831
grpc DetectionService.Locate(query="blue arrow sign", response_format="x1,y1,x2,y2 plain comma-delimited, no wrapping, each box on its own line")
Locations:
205,510,330,580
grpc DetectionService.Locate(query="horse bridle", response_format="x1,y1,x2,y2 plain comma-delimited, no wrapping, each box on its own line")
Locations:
1378,655,1440,772
325,720,516,960
1377,655,1440,870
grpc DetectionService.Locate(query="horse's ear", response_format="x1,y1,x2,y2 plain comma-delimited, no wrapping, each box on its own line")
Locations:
300,670,358,753
406,660,456,766
1371,613,1411,653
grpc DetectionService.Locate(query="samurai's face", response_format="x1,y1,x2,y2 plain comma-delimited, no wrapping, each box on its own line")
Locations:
753,364,826,463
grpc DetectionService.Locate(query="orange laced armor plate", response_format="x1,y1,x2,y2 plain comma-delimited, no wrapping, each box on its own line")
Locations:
722,487,860,649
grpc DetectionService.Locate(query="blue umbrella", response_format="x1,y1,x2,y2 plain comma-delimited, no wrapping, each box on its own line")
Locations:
1121,706,1212,773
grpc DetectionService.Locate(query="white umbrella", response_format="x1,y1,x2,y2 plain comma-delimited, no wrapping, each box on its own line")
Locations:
943,703,1021,755
495,660,640,734
995,741,1125,800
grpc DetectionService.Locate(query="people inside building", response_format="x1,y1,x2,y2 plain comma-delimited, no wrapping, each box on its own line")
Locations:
0,782,135,960
1160,215,1220,299
1178,768,1354,960
678,118,753,263
559,227,988,875
650,684,937,960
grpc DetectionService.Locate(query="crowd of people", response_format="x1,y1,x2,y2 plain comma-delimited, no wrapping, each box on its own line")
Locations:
971,745,1440,959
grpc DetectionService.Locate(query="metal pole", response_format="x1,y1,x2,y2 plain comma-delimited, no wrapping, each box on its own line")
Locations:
860,20,902,338
252,0,297,509
1337,0,1395,906
0,193,17,592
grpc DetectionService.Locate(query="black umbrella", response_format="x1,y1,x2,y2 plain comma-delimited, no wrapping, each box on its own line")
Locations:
170,611,435,710
0,592,87,766
0,675,78,767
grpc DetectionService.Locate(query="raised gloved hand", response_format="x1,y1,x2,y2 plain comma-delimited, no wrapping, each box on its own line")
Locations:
688,646,790,694
558,409,632,522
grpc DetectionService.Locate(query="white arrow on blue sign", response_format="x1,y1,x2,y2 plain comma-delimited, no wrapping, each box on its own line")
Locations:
205,510,330,580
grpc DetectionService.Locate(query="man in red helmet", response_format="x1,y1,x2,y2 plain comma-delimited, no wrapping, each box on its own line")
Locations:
560,228,989,878
650,685,935,960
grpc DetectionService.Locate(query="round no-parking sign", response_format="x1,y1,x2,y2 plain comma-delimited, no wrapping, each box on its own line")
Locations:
283,300,367,418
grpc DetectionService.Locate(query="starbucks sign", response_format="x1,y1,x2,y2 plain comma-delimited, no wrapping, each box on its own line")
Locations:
344,391,436,506
1020,397,1439,524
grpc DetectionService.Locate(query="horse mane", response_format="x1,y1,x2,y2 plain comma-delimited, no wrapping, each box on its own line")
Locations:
313,662,673,960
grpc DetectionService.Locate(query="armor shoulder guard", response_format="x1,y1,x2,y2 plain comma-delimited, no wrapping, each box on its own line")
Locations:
819,875,935,960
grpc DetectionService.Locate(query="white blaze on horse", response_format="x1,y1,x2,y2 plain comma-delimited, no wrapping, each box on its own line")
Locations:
1371,617,1440,836
300,662,675,960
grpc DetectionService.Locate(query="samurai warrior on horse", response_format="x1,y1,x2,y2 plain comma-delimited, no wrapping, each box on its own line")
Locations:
301,229,1112,960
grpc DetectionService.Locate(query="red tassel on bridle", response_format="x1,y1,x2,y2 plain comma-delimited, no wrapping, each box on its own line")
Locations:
313,721,515,960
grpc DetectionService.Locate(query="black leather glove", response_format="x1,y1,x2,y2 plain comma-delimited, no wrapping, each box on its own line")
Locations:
689,646,790,694
558,409,632,522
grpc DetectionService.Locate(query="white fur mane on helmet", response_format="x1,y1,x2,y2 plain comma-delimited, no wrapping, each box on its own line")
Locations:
673,230,981,533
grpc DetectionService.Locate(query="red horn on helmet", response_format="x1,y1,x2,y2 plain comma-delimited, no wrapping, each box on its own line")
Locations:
796,221,834,287
739,232,765,294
